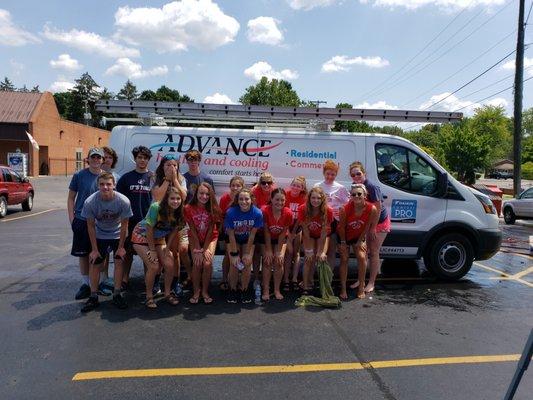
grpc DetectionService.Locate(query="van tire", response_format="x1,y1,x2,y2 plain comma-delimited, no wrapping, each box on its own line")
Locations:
0,196,6,218
503,207,515,225
424,233,473,280
22,192,33,211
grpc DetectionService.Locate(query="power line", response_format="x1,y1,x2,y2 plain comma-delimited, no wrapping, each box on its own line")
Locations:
453,75,533,112
365,0,514,102
355,4,471,103
525,1,533,26
400,30,516,107
422,48,518,110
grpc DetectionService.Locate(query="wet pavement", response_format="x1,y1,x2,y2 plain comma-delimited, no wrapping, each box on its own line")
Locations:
0,177,531,400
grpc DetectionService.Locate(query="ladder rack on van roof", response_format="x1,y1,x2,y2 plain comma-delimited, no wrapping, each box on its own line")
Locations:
95,100,462,129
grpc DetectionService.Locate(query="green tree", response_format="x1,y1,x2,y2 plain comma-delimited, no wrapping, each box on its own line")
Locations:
138,90,157,101
53,92,73,118
31,85,40,93
117,80,138,100
522,107,533,136
0,77,15,91
99,88,114,100
438,122,491,184
522,134,533,164
331,103,374,133
68,72,100,124
469,105,512,163
18,84,29,92
137,86,193,102
239,77,301,106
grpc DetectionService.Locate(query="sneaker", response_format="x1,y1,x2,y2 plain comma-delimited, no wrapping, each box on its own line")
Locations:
152,284,162,297
226,289,238,304
81,296,99,313
112,293,128,310
98,282,113,296
241,289,253,304
75,284,91,300
172,282,183,297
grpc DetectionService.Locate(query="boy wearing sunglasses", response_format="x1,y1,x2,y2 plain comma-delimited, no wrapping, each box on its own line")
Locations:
183,150,215,203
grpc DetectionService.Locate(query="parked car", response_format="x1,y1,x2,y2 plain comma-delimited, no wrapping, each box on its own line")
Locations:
0,165,34,218
487,171,513,180
502,187,533,224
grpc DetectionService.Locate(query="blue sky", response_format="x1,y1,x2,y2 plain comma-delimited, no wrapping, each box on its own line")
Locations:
0,0,531,126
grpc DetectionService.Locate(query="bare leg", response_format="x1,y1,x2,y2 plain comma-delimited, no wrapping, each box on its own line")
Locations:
273,245,286,300
339,247,348,300
366,232,387,293
355,245,367,299
134,244,161,303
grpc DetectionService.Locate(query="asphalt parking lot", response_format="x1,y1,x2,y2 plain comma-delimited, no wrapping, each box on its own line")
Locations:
0,177,531,400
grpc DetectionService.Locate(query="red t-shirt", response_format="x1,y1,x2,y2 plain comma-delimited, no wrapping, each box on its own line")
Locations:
184,204,219,244
219,192,233,215
297,204,334,239
252,185,274,208
261,205,293,240
341,201,374,241
285,190,307,220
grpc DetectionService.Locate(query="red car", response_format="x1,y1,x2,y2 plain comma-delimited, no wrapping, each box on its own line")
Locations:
0,165,34,218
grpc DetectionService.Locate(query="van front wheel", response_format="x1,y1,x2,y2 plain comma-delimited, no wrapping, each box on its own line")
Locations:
424,233,473,280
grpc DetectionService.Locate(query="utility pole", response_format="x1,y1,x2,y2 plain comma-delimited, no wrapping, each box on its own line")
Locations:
513,0,525,198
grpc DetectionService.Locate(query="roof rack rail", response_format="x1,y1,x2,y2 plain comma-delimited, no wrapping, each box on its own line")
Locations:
95,100,462,128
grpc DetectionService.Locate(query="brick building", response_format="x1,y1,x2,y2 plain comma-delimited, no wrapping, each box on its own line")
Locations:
0,91,110,176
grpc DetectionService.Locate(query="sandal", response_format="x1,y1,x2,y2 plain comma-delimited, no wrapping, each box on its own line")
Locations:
291,281,300,291
202,296,213,304
189,296,200,304
145,298,157,309
282,282,291,292
165,294,179,306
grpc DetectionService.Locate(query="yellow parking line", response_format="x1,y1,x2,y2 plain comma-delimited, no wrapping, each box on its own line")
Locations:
0,208,61,222
474,262,533,288
509,266,533,280
72,354,520,381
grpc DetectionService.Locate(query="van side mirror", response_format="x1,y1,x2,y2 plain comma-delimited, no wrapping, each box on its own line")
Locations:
436,172,448,198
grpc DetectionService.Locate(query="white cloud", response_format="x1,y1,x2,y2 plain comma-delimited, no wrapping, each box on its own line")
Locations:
104,58,168,79
49,54,83,71
355,100,398,109
203,92,235,104
0,9,40,46
322,55,389,72
49,80,75,93
247,17,283,46
244,61,299,81
359,0,505,11
114,0,239,53
419,92,508,115
174,65,183,73
10,59,24,76
287,0,339,10
42,24,140,58
502,57,533,77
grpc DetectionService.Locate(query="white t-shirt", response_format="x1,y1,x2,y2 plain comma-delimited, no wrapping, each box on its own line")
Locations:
314,181,350,220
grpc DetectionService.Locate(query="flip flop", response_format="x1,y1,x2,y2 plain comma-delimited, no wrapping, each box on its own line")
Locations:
145,298,157,309
165,294,179,306
202,296,213,304
189,296,200,304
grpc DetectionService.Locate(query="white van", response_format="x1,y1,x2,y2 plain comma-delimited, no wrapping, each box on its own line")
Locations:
110,125,502,280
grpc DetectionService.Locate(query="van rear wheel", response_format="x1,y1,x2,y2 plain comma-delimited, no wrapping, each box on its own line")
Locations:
503,207,515,225
22,192,33,211
424,233,473,280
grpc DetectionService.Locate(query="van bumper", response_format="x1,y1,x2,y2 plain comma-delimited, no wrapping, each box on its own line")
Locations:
475,229,502,260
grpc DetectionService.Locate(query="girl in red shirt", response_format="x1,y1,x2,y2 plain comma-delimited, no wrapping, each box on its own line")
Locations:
261,188,294,300
185,182,221,304
283,176,307,291
218,176,245,291
337,183,378,300
297,187,333,294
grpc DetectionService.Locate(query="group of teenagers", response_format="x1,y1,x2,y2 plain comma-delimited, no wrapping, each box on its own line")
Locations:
68,145,390,312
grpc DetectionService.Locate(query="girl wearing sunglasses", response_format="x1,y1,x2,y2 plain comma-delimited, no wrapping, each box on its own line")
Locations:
152,154,188,294
297,187,333,295
338,184,378,299
348,161,391,294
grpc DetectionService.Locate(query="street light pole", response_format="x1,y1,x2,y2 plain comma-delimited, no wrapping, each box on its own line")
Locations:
513,0,525,198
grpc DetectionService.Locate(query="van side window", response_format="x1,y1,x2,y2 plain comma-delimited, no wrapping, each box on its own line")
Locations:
376,144,439,196
3,169,13,183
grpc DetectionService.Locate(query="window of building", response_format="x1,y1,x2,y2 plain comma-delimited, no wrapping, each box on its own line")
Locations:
75,150,83,172
376,144,439,196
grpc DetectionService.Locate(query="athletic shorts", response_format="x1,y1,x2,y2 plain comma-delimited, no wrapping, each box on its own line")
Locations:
71,218,91,257
376,215,391,233
93,238,120,265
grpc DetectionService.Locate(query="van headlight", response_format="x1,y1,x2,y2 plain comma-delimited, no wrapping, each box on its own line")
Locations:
474,193,496,214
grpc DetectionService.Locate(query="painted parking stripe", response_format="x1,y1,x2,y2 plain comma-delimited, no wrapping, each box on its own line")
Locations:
474,262,533,288
72,354,520,381
0,208,61,222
